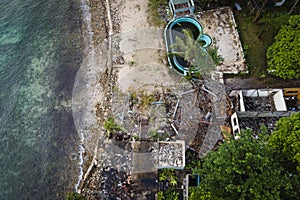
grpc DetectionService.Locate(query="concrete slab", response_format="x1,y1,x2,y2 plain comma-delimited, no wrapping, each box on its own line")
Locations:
197,7,248,74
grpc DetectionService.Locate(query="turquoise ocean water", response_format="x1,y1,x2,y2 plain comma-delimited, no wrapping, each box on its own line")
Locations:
0,0,84,199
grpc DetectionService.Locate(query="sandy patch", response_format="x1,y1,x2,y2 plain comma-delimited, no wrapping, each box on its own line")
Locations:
117,0,186,93
117,60,181,92
120,0,150,33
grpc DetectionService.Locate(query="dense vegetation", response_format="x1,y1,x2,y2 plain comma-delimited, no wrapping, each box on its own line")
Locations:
200,130,289,199
157,113,300,199
188,113,300,200
228,1,299,81
267,14,300,79
234,6,289,78
269,112,300,173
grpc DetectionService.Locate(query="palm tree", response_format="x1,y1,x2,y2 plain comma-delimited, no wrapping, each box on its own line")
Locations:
170,29,216,78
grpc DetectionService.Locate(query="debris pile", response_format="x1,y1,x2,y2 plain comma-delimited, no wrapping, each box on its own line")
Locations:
157,141,185,169
244,96,275,111
239,117,279,134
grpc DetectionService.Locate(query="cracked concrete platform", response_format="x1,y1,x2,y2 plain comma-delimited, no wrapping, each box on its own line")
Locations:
198,7,248,74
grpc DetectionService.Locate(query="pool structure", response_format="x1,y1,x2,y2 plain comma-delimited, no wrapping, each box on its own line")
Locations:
164,0,212,76
164,17,212,76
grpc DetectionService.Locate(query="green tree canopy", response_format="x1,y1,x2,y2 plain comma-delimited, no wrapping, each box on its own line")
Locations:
267,15,300,79
269,112,300,173
199,129,290,200
268,112,300,199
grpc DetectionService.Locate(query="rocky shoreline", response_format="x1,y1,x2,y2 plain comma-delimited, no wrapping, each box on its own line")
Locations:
74,0,123,198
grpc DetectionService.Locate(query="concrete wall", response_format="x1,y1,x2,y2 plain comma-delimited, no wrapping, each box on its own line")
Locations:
236,111,293,118
231,112,240,135
242,89,281,97
238,89,287,112
239,90,245,112
273,89,287,111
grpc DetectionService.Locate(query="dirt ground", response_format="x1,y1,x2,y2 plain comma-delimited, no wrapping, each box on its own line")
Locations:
117,0,189,93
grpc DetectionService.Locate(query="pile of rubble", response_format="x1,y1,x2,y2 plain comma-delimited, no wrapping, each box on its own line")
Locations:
94,79,228,198
239,117,279,134
244,96,275,112
157,141,185,168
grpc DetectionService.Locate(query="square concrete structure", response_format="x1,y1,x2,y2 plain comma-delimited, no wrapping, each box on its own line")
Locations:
229,88,299,135
230,89,288,114
198,7,248,74
157,140,185,169
132,140,185,172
